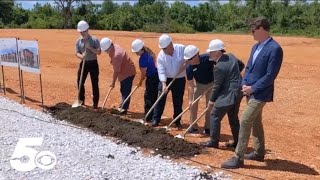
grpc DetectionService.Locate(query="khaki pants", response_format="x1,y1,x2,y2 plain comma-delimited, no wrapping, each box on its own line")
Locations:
235,98,266,159
189,82,213,129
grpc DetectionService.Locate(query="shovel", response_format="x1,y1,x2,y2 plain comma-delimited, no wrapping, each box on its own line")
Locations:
175,107,210,139
111,85,140,114
72,58,86,108
101,87,113,110
138,77,177,124
165,86,212,131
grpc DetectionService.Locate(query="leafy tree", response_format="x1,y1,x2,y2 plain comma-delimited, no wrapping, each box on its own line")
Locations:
11,3,29,26
54,0,84,28
137,0,155,6
0,0,14,25
99,0,119,15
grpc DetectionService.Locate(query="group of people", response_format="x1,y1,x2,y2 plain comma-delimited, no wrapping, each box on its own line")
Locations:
74,16,283,169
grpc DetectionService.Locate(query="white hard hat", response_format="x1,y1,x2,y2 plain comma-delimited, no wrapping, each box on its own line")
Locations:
206,39,225,52
77,20,89,32
184,45,199,60
159,34,172,49
131,39,144,52
100,37,112,51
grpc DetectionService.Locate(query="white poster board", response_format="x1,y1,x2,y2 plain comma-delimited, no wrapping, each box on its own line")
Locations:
0,38,18,67
17,40,40,74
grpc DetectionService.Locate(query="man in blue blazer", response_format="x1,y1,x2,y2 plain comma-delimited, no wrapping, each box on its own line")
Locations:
222,17,283,169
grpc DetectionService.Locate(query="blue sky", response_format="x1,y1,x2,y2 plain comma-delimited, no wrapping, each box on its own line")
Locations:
16,1,211,9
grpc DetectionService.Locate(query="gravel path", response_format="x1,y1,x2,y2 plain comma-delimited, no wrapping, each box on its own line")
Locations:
0,97,231,180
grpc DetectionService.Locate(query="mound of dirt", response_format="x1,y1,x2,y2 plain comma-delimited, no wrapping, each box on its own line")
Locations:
46,102,203,158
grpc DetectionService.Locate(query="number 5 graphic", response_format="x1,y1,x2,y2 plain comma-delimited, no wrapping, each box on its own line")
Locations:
10,137,56,172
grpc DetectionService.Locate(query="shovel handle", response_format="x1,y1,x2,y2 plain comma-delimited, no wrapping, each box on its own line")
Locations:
101,87,112,109
143,77,177,121
76,42,88,100
120,85,139,110
182,107,210,138
167,86,212,129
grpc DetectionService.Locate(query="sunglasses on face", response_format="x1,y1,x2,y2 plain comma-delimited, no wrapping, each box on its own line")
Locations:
251,26,260,34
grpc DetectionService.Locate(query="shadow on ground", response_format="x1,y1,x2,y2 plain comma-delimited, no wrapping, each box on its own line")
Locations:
246,159,319,175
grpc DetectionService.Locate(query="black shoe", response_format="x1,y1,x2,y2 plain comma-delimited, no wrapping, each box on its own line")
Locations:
225,141,237,149
92,105,98,111
200,140,218,148
203,129,210,135
175,122,183,129
151,120,159,127
187,128,198,134
244,151,265,162
221,157,244,169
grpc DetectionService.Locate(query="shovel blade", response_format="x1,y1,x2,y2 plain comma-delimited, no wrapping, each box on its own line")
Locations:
110,107,121,114
174,134,184,139
72,100,83,108
138,119,146,125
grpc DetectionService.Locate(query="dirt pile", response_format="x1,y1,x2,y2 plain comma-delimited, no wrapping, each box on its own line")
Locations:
46,102,203,158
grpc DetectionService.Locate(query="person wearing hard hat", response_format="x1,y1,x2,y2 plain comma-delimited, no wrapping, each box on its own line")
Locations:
222,17,283,169
75,20,101,109
151,34,186,127
201,39,243,150
100,37,136,115
183,45,215,135
131,39,159,121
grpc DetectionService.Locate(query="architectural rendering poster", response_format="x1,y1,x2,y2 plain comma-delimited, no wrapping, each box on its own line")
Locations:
18,40,40,74
0,38,18,67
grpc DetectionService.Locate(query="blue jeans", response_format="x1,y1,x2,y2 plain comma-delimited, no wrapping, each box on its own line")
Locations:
120,75,135,110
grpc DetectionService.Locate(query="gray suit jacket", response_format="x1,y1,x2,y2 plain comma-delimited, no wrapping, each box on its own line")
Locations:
210,53,242,107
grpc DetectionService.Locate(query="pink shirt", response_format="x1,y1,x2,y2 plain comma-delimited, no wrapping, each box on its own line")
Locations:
109,44,136,81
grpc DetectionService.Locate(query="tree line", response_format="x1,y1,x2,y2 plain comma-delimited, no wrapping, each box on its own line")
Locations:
1,0,320,37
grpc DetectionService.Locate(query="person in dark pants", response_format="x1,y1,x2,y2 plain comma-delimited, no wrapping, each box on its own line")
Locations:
75,20,101,109
151,34,186,127
222,17,283,169
131,39,159,121
201,39,243,149
100,37,136,115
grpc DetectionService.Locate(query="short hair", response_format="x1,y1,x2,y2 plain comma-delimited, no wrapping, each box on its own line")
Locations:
250,17,270,32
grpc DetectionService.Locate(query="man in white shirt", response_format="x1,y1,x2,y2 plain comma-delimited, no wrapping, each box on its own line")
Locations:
151,34,186,127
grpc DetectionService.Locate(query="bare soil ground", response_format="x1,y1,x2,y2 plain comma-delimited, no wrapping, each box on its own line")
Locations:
1,29,319,179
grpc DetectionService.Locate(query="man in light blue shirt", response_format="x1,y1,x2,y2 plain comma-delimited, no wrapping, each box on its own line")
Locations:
151,34,186,127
